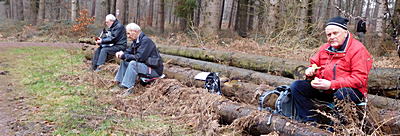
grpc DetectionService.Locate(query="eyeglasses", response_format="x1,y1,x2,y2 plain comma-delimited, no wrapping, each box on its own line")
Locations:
127,31,137,35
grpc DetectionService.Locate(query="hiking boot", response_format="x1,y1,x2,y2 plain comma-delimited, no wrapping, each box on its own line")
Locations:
119,87,134,97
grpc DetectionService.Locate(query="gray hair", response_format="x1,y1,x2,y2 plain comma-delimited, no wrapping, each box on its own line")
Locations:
105,14,116,22
126,23,141,31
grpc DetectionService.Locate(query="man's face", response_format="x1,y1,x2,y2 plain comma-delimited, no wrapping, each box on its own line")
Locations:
325,25,348,48
105,20,113,28
127,30,139,40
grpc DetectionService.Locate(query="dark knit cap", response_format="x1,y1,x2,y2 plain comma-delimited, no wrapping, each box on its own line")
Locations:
326,16,349,30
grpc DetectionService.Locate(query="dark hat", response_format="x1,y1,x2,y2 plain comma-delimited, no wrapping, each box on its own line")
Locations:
326,16,349,30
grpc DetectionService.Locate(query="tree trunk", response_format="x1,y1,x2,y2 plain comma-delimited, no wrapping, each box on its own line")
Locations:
157,0,165,33
109,0,116,15
37,0,45,22
394,0,400,57
71,0,78,22
115,0,126,24
16,0,23,21
374,0,386,56
299,0,309,37
146,0,154,27
366,0,371,21
235,0,248,37
267,0,279,33
95,0,107,25
4,0,10,19
23,0,37,24
203,0,222,35
221,0,233,30
229,0,237,30
91,0,96,17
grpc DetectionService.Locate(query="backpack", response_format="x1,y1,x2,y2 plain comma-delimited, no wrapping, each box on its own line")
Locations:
204,72,222,95
258,85,296,119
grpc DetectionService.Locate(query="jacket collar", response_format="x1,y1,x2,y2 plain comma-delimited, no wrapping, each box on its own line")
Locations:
134,32,145,44
110,20,119,28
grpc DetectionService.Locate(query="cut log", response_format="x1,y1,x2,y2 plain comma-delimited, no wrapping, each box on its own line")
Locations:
156,45,400,94
157,44,308,79
214,101,332,135
162,54,294,86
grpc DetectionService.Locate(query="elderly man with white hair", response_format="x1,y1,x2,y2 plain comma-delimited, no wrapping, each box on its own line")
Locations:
290,16,373,124
112,23,164,96
91,14,127,71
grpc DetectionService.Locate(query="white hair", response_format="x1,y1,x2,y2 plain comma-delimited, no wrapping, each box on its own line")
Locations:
105,14,116,22
126,23,141,31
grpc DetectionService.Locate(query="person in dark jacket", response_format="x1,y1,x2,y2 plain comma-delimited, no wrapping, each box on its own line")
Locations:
91,14,127,71
113,23,164,96
290,16,373,124
356,17,367,43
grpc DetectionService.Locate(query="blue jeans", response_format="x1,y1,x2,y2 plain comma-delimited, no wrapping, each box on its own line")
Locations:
115,60,160,88
91,46,122,70
290,80,364,123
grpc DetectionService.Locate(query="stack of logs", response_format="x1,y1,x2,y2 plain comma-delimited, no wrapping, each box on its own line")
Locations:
80,39,400,135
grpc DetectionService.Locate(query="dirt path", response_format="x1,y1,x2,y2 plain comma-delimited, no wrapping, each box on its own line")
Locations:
0,75,13,136
0,45,18,135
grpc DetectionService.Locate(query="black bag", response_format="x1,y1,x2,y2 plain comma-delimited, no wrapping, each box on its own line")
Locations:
259,85,296,119
204,72,222,95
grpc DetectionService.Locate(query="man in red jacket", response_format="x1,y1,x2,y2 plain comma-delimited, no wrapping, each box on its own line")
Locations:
290,16,373,123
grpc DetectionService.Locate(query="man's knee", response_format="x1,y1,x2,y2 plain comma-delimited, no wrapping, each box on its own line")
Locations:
334,88,363,103
128,61,140,68
290,80,308,95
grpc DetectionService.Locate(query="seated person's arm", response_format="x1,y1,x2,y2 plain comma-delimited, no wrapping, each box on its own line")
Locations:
101,26,123,44
121,40,155,62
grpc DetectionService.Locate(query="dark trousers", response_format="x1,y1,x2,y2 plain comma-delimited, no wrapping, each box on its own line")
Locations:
91,45,123,70
290,80,364,123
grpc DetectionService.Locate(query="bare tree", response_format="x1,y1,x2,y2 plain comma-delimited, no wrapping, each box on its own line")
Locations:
127,0,137,23
267,0,279,32
236,0,248,37
116,0,126,24
376,0,386,36
203,0,222,35
71,0,78,22
157,0,165,33
95,0,107,25
221,0,234,30
299,0,309,36
37,0,45,22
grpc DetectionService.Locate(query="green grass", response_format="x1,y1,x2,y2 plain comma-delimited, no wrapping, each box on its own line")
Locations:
3,46,189,135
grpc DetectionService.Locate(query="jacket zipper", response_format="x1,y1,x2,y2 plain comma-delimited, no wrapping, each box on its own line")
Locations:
333,64,337,80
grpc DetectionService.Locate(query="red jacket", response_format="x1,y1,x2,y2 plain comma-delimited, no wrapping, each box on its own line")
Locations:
310,33,373,95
